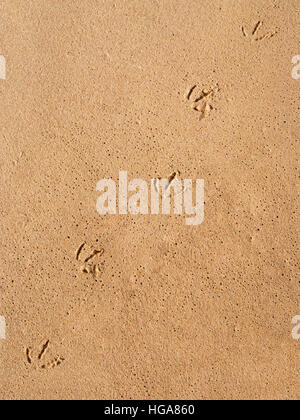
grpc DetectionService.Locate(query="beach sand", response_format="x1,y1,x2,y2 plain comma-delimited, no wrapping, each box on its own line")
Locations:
0,0,299,400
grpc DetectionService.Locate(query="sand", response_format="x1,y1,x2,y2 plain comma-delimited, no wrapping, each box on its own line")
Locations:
0,0,299,400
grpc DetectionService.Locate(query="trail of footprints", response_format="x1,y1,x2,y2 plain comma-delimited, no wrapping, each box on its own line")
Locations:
186,84,220,120
24,244,106,370
6,15,281,375
25,340,65,370
242,21,277,41
185,21,277,119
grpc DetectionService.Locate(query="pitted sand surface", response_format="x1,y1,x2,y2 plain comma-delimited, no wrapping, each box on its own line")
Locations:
0,0,299,400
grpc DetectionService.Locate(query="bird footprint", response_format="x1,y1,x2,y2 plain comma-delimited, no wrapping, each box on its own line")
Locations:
186,84,219,120
76,242,105,277
242,21,277,41
25,340,65,370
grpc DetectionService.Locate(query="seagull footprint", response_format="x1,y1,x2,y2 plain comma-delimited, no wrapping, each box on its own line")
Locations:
242,21,277,41
186,84,219,121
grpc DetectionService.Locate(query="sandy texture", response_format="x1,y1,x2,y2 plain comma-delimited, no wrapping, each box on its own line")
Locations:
0,0,299,400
